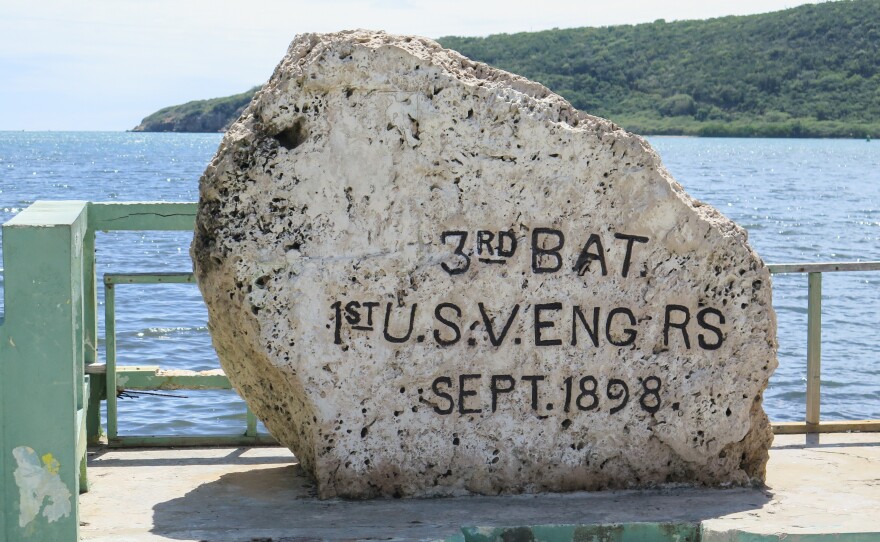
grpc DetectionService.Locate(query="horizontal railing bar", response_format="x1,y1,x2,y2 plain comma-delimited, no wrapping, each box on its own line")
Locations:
772,420,880,434
768,261,880,273
99,263,880,284
104,272,195,284
109,434,277,448
89,201,196,231
104,265,880,281
119,368,231,391
87,365,231,391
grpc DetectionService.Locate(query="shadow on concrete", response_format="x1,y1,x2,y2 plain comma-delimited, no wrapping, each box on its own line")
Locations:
151,465,771,541
88,447,294,467
773,433,880,450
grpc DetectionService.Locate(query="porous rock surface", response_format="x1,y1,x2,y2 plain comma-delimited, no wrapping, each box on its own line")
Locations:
192,30,777,499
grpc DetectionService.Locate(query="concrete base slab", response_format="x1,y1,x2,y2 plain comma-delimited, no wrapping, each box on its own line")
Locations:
79,433,880,541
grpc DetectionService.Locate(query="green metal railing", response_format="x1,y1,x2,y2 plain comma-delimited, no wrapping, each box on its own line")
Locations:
2,201,206,541
1,200,879,542
766,261,880,434
100,271,274,447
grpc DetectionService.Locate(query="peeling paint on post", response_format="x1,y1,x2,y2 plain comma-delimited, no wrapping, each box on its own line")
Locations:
12,447,72,528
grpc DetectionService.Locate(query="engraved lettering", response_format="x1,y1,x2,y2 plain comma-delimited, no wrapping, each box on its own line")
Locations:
433,302,462,346
571,305,600,347
441,231,470,275
531,228,564,273
521,375,545,410
573,233,607,276
697,307,725,350
458,374,482,415
490,375,515,412
614,233,649,278
478,303,520,346
606,307,637,347
534,302,563,346
663,305,691,349
383,302,418,343
431,376,454,415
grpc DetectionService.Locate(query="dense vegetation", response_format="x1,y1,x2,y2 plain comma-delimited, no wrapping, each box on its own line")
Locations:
441,0,880,138
132,87,259,132
135,0,880,137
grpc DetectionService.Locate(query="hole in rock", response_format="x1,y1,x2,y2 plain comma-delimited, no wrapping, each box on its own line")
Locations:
274,118,309,150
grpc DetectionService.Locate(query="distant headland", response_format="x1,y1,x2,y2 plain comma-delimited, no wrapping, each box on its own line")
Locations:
132,87,260,133
133,0,880,138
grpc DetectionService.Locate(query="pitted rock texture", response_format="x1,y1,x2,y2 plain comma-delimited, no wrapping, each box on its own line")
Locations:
192,30,777,499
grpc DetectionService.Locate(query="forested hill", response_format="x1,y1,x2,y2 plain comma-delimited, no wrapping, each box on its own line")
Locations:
134,0,880,137
441,0,880,137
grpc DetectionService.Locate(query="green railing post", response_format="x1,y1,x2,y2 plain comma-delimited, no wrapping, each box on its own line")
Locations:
1,201,89,542
767,261,880,433
806,272,822,428
105,281,118,441
82,227,102,445
246,408,258,438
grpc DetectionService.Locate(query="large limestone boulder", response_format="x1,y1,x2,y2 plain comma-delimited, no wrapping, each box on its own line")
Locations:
192,30,777,499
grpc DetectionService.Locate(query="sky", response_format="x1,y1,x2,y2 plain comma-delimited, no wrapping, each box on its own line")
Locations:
0,0,832,131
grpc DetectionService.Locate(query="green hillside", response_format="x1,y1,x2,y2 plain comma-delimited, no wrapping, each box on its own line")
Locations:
132,87,260,132
440,0,880,137
134,0,880,137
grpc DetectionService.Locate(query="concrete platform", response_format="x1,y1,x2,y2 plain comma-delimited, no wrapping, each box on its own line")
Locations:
80,433,880,541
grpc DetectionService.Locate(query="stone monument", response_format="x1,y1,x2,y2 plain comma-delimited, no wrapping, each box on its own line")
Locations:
192,30,777,499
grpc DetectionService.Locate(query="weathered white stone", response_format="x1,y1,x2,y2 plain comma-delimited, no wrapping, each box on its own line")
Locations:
192,30,777,499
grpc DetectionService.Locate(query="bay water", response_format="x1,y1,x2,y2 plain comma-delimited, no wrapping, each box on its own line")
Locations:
0,132,877,436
